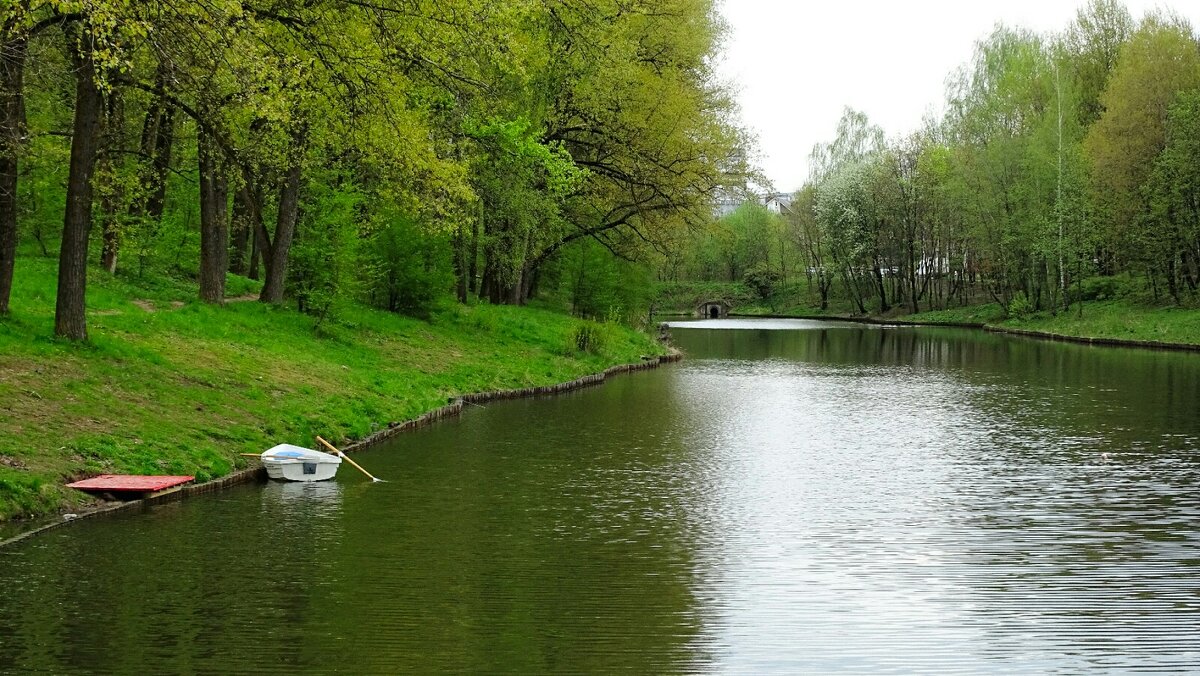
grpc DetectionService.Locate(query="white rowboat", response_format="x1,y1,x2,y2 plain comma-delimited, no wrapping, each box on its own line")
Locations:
260,444,342,482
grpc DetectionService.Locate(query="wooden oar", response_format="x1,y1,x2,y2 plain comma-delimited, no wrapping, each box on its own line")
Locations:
316,436,382,482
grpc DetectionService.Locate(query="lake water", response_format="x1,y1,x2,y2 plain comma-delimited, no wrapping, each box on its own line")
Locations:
1,318,1199,672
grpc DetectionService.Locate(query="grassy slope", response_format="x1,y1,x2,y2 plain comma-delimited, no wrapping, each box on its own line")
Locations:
994,301,1200,345
0,257,664,522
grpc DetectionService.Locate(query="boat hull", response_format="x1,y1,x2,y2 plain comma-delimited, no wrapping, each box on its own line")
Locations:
260,444,342,482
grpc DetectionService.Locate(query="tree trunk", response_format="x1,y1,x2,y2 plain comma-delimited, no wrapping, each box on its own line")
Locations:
125,76,172,277
249,220,262,280
1166,255,1179,304
453,221,467,303
0,36,26,315
522,265,539,303
259,161,302,304
198,128,228,303
468,214,479,295
872,263,889,314
507,268,523,305
145,105,173,221
229,187,250,275
98,87,124,274
55,33,104,341
481,260,501,304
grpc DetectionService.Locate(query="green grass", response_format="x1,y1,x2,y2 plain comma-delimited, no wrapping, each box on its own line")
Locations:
0,256,665,522
999,300,1200,346
903,303,1006,325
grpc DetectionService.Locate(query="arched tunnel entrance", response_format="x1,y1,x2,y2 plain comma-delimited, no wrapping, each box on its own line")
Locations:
696,300,730,319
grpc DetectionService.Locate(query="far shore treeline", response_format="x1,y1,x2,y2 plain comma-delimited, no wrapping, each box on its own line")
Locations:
0,0,747,338
669,0,1200,321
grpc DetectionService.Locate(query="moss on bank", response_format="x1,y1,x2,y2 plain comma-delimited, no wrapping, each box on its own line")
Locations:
0,258,664,522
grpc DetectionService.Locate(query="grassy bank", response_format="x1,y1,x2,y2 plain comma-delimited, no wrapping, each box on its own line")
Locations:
0,257,665,522
992,301,1200,346
657,280,1200,346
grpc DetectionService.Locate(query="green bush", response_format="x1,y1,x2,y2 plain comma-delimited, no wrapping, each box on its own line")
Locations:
1007,292,1034,319
571,322,606,354
743,265,782,300
1077,275,1130,302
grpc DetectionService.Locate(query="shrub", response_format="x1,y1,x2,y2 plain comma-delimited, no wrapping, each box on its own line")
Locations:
571,322,606,354
1007,292,1034,319
743,265,782,300
1077,275,1129,302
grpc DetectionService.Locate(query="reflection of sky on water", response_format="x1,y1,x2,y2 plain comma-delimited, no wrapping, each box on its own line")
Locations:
665,317,871,330
260,479,345,519
668,323,1200,672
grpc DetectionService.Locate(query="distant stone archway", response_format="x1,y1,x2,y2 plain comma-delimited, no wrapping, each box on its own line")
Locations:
696,300,730,318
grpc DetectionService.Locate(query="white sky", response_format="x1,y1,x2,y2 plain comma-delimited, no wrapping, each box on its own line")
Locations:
717,0,1200,192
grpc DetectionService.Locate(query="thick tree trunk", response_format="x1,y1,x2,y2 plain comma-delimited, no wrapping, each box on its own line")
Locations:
55,34,104,340
521,265,539,303
260,162,302,304
197,128,228,303
507,270,523,305
0,36,26,315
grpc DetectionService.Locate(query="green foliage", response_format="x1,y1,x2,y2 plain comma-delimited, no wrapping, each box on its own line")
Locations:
670,201,786,284
1007,292,1035,319
289,173,364,325
1078,275,1131,301
743,265,781,301
1085,14,1200,267
363,211,454,319
541,240,655,326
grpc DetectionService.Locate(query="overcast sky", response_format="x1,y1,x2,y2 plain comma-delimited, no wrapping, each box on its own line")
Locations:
717,0,1200,192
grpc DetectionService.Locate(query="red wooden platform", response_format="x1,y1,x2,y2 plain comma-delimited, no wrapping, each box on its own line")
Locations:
67,475,195,498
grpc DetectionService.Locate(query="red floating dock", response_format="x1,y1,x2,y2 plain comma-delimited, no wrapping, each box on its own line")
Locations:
67,475,195,499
